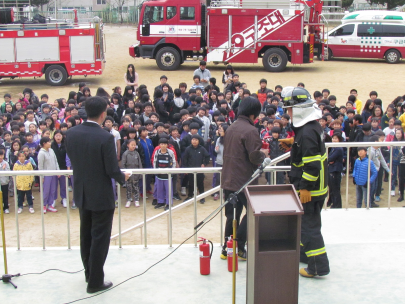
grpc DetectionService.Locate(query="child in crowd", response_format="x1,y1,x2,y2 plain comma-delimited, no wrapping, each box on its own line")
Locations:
213,123,228,200
353,147,378,208
122,139,142,208
38,137,60,213
257,79,271,106
367,135,390,207
51,130,68,208
383,117,396,139
183,134,210,204
328,120,346,141
138,126,154,199
267,127,286,185
13,151,35,214
153,138,176,210
0,150,10,214
327,132,344,208
397,137,405,202
391,129,404,199
168,126,181,201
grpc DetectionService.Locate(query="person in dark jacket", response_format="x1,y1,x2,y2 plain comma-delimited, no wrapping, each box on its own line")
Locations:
349,114,363,142
65,96,130,293
51,130,68,207
354,122,374,143
183,134,210,204
153,89,170,123
180,122,205,152
111,93,124,119
154,75,173,98
169,89,186,124
282,87,330,278
220,96,263,260
327,132,344,208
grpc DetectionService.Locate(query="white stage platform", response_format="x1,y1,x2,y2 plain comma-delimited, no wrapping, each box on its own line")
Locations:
1,208,405,304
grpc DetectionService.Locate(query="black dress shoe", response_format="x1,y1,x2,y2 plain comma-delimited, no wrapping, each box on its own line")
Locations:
87,281,113,294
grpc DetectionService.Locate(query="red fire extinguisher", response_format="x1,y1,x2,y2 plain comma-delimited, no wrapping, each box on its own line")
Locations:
227,235,238,272
198,237,213,275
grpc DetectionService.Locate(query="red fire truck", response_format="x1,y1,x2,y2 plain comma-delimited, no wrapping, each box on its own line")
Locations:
0,10,105,86
129,0,324,72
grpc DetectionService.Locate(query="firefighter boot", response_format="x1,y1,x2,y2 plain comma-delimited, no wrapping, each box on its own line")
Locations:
299,268,315,278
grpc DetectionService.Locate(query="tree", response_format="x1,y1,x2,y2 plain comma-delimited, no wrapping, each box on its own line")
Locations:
31,0,51,11
109,0,129,24
342,0,354,9
367,0,405,10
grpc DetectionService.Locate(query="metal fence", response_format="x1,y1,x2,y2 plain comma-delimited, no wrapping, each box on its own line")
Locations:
1,140,404,251
30,9,139,24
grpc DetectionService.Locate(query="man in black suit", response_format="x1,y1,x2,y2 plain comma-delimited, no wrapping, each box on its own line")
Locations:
66,96,130,294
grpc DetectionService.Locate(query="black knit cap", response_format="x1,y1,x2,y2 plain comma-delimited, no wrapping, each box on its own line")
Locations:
189,122,200,130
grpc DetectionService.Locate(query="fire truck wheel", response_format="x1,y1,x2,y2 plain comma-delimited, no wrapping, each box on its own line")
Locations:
385,49,401,64
156,47,181,71
45,65,68,86
262,48,288,72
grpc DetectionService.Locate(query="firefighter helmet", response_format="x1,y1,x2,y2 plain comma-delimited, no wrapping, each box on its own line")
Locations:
281,87,322,127
282,87,315,108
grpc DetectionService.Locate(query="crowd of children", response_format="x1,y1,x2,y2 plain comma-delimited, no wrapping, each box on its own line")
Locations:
1,63,405,214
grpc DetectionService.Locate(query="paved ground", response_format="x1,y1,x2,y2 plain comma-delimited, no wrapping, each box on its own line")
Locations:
1,208,404,304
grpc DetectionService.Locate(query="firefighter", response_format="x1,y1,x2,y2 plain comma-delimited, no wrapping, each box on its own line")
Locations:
281,87,330,278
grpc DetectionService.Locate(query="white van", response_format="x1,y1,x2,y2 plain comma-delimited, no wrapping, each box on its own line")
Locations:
324,11,405,63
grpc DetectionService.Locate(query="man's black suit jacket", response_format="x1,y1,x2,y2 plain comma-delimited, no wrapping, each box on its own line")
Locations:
66,121,125,211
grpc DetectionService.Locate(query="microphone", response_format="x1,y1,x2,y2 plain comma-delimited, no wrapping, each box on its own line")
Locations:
252,157,271,178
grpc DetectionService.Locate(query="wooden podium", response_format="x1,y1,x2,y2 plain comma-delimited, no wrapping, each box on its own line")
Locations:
244,185,303,304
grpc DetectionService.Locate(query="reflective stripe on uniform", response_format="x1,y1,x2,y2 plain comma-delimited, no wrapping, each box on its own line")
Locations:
306,247,326,257
302,172,318,182
298,152,328,197
302,153,327,164
302,155,321,163
320,153,327,195
310,187,328,197
300,242,304,246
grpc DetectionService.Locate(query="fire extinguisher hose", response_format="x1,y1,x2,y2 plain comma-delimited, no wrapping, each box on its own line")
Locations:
208,240,213,259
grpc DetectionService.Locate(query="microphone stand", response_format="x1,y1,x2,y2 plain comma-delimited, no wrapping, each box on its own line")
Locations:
194,163,268,304
0,191,20,289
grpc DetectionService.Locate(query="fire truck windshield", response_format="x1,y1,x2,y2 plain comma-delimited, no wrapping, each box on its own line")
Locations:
143,6,164,25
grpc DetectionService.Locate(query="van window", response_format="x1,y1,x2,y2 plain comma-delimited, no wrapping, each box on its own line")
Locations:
357,24,383,37
167,6,177,20
143,6,164,25
333,24,355,36
382,25,405,37
180,7,195,20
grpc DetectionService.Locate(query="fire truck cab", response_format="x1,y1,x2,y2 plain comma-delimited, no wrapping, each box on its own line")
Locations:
325,11,405,63
0,11,105,86
130,0,324,72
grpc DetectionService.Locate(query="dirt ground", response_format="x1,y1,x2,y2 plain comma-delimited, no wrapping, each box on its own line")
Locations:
0,25,404,248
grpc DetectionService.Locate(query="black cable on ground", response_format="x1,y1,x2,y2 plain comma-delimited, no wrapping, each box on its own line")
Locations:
19,268,84,277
